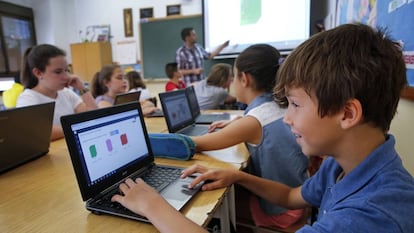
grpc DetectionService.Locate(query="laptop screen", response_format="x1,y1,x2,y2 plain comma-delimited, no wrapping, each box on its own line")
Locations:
61,103,154,200
70,109,149,186
160,90,194,132
186,86,200,117
114,91,141,105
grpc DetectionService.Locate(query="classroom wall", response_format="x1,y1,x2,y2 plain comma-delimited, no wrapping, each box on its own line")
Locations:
71,0,201,64
390,99,414,176
1,0,202,63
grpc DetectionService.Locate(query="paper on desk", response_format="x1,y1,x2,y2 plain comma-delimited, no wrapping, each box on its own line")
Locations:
201,145,247,164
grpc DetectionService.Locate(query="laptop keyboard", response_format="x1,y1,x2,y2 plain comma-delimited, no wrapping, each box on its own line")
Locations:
90,166,183,219
179,125,209,136
197,114,229,123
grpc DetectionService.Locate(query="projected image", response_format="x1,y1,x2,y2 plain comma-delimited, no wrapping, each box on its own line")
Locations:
203,0,311,55
240,0,262,25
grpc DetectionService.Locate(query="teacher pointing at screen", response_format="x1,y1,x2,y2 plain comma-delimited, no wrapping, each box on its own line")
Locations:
176,27,229,86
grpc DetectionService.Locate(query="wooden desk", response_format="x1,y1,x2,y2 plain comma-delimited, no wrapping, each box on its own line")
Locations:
0,139,241,233
144,116,168,133
0,110,248,233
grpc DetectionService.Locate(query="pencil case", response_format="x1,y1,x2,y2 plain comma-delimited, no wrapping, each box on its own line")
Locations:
148,133,197,160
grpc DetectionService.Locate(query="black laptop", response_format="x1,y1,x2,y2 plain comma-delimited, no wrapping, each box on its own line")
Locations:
185,86,230,124
113,91,141,105
159,89,210,136
0,102,54,173
60,102,202,222
115,91,164,117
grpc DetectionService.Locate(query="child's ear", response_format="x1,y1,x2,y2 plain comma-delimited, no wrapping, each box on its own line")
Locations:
32,68,42,79
340,98,363,129
240,72,251,87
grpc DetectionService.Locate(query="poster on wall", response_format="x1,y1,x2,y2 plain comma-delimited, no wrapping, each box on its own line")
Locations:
167,4,181,16
336,0,414,87
124,8,133,37
116,40,137,65
140,8,153,19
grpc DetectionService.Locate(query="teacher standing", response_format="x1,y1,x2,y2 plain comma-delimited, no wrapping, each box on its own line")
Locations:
176,27,229,86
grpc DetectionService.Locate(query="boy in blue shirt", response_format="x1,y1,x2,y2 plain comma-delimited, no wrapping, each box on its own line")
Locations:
112,23,414,232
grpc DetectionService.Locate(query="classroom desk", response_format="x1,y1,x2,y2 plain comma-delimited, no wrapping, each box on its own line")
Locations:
0,140,244,233
0,110,249,233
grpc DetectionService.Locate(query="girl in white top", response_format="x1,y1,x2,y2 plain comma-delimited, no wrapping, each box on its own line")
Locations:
90,64,128,108
193,63,236,110
125,70,151,101
16,44,97,141
90,66,157,115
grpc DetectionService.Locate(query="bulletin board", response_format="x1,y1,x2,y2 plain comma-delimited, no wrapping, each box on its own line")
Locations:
336,0,414,99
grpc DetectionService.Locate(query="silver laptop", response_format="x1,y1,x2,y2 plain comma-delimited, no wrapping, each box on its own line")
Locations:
159,89,210,136
60,102,202,222
185,86,230,124
114,91,141,105
0,102,54,173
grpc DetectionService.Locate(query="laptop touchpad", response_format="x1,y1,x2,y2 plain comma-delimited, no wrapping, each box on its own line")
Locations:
162,177,202,200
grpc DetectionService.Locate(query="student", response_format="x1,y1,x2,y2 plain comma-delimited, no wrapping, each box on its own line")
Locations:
112,24,414,232
176,27,229,86
90,65,157,115
193,44,308,229
16,44,97,141
193,63,236,110
165,62,186,91
126,70,152,102
90,64,127,108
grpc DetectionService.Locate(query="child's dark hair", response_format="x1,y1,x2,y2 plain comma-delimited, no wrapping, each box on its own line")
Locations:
207,63,232,87
275,23,407,132
181,27,194,41
126,71,146,90
20,44,66,89
90,64,121,98
235,44,281,92
165,62,178,79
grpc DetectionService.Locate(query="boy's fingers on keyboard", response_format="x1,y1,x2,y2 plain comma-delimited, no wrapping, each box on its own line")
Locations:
125,178,137,187
111,194,122,203
181,164,208,178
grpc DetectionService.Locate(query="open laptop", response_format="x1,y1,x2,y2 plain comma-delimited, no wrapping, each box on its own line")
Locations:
60,102,202,222
185,86,230,124
113,91,141,105
115,91,164,117
0,102,54,173
159,89,210,136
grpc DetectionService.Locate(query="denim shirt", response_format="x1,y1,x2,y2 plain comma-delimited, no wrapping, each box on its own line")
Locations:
300,135,414,232
245,93,308,215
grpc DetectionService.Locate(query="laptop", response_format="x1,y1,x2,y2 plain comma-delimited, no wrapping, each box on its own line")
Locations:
0,102,54,173
185,86,230,124
159,89,210,136
115,91,164,117
60,102,202,222
113,91,141,105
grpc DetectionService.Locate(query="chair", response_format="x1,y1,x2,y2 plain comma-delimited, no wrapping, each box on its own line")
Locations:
2,83,23,108
236,207,312,233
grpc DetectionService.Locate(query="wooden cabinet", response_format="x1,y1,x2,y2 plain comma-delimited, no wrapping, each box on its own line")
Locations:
70,42,112,82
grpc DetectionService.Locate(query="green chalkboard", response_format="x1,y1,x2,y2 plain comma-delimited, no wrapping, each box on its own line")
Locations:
139,15,203,79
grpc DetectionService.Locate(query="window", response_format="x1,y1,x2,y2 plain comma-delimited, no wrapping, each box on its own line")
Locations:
0,1,36,81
